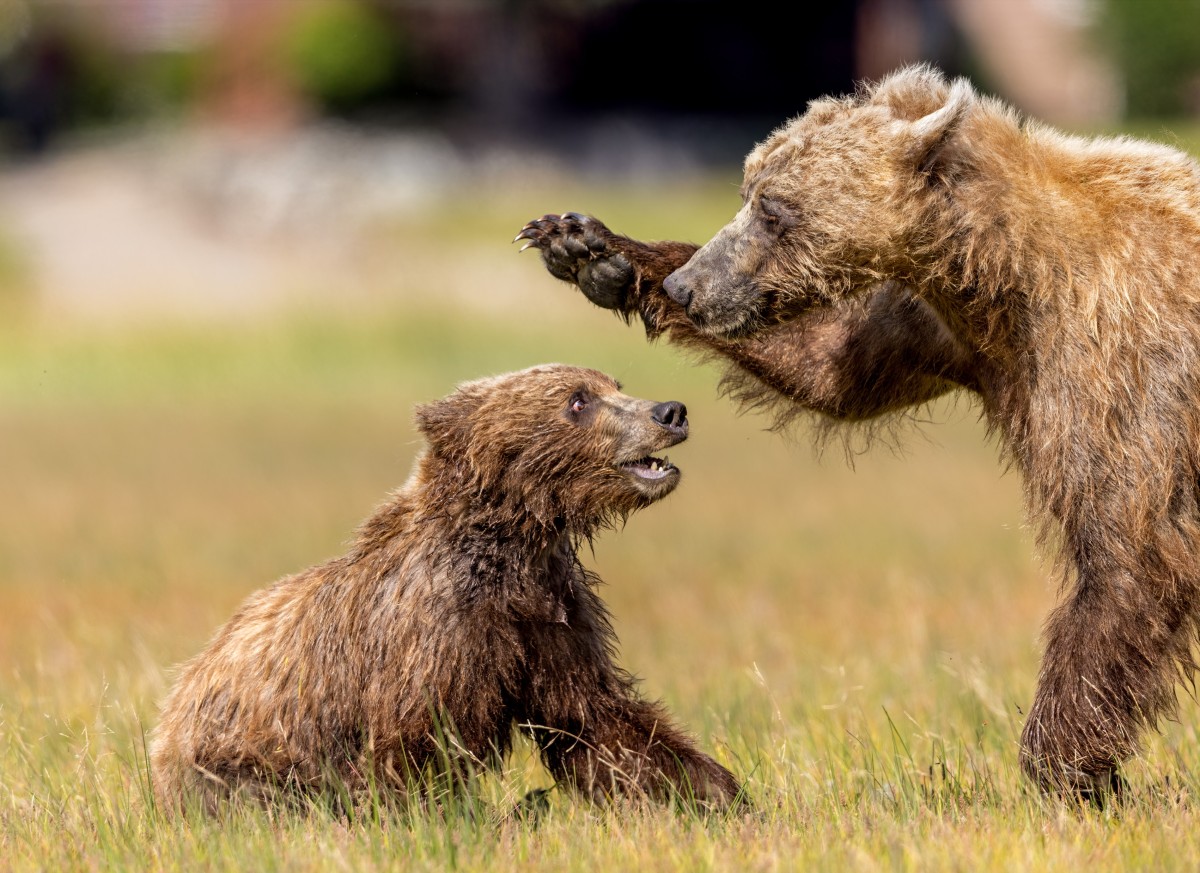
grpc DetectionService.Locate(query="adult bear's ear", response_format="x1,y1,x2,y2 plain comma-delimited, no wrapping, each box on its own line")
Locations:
905,78,973,174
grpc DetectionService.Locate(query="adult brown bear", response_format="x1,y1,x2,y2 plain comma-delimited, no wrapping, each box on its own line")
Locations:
517,65,1200,800
152,365,740,813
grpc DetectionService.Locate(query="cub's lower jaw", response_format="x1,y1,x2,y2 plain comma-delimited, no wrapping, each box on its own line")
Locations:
618,456,681,498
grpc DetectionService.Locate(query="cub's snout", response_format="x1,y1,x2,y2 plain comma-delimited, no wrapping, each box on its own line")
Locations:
651,401,688,440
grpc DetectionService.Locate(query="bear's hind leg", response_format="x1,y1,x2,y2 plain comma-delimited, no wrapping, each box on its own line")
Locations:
1020,567,1194,802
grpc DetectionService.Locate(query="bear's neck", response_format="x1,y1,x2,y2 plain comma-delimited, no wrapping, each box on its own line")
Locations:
444,509,579,621
367,459,575,545
911,112,1194,385
355,458,582,616
915,125,1071,314
905,113,1200,515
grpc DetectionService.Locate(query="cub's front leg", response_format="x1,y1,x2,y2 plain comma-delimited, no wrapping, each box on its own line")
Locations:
518,595,743,813
534,693,745,812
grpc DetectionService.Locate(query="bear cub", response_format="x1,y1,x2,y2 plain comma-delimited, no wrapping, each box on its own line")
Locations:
151,364,741,814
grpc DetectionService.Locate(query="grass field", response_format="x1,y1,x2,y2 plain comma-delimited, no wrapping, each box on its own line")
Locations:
6,153,1200,870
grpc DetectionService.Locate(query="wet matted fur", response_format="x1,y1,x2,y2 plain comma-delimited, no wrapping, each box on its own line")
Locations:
518,66,1200,800
151,365,740,814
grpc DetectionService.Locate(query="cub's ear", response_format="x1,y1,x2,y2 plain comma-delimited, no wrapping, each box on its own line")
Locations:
414,392,476,457
905,78,973,173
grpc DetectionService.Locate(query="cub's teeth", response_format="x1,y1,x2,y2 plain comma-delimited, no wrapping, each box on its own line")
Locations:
650,460,660,471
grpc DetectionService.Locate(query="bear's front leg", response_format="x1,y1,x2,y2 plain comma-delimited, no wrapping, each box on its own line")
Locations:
517,215,980,419
518,596,743,812
515,212,699,330
527,694,743,812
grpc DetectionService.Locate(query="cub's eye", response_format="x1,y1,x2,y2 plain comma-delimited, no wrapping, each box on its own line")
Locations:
568,391,589,415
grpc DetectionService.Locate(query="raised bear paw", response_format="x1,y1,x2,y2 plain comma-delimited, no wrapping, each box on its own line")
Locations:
515,213,636,312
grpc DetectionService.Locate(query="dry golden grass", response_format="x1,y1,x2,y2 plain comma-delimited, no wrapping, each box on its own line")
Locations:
6,158,1200,869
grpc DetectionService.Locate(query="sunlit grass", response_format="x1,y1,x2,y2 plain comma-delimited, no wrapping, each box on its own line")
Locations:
7,146,1200,867
6,307,1200,871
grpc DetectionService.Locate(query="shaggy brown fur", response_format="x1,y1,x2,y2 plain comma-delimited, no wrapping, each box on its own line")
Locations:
517,65,1200,799
151,365,740,814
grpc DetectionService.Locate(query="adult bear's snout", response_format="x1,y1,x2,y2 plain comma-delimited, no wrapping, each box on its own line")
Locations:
663,272,693,308
651,401,688,438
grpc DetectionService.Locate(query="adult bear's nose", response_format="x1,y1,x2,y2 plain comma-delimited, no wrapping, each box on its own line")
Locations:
663,272,692,308
651,401,688,437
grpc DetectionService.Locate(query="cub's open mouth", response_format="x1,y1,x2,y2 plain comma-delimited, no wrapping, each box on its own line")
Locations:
619,456,678,481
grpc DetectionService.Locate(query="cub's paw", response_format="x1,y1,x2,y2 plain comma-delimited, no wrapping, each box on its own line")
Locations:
515,213,635,311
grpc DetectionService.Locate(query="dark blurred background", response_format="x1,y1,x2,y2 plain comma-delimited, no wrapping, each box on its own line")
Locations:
0,0,1197,324
5,0,1198,158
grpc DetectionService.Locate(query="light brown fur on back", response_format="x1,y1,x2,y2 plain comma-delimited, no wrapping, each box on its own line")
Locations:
518,65,1200,801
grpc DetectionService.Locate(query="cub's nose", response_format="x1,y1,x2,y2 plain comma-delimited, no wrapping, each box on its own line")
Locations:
651,401,688,437
663,272,692,308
